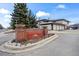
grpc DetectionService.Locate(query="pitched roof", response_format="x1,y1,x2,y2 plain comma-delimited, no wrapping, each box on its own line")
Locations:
53,19,70,22
37,19,70,22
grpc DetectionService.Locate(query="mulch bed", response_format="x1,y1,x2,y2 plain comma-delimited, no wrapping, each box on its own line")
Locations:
11,33,54,45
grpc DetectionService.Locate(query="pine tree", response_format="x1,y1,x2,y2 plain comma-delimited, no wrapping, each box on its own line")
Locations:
10,3,28,29
27,9,37,28
10,3,37,29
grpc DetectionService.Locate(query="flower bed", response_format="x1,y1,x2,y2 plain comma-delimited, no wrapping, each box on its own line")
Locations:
3,33,54,50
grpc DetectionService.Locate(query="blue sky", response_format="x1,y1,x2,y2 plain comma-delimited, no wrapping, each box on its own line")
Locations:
0,3,79,28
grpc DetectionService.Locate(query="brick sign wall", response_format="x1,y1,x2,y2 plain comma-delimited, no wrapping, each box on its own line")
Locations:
15,25,48,42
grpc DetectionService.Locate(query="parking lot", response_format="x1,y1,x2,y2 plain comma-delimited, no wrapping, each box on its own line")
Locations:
0,30,79,56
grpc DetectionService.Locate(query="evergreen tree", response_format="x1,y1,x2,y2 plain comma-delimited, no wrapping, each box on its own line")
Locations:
10,3,37,29
27,9,37,28
10,3,28,29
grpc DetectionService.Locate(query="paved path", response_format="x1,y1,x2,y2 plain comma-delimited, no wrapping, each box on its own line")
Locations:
0,30,79,56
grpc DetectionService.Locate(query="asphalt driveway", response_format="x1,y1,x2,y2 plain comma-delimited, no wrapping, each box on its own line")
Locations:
0,30,79,56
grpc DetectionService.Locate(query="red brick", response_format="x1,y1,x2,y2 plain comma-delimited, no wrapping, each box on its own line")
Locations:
15,28,48,42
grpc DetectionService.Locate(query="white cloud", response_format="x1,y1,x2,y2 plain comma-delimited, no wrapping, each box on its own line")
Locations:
0,8,11,28
0,18,10,28
4,15,11,25
67,17,79,25
56,4,66,9
0,14,11,28
36,11,50,17
4,19,11,22
69,22,75,25
4,15,12,18
0,8,10,14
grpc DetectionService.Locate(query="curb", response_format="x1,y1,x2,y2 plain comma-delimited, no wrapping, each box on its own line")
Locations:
48,30,79,34
0,34,58,53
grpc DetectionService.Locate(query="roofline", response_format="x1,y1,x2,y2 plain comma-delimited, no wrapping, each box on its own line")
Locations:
37,19,70,22
53,19,70,22
39,22,66,26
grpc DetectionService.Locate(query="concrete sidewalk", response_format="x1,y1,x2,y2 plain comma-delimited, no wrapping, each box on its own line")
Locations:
48,30,79,34
0,29,15,38
0,32,8,38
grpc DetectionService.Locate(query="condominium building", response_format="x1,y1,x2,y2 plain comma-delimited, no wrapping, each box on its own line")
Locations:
37,19,70,31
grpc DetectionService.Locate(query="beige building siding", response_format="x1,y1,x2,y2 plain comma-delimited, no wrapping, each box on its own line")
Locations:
60,25,64,30
55,21,66,24
53,24,65,31
53,24,57,30
37,19,69,31
39,24,66,31
39,24,52,30
56,25,60,30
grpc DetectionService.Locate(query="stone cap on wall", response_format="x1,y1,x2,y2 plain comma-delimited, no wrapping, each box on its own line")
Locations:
15,24,26,29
